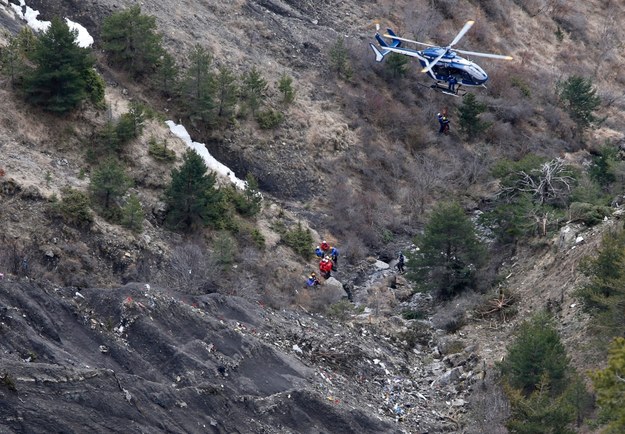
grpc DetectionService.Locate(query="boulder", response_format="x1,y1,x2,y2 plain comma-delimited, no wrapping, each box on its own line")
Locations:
321,277,347,304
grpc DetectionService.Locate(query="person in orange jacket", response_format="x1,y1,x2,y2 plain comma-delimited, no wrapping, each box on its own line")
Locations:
319,256,333,279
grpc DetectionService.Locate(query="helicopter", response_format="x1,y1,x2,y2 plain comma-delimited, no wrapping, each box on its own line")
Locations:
370,20,513,96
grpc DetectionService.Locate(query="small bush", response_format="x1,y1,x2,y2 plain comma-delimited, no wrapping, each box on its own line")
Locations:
1,373,16,392
256,109,283,129
396,324,431,350
148,137,176,162
569,202,611,225
401,309,426,320
326,299,354,321
51,188,93,228
282,222,314,259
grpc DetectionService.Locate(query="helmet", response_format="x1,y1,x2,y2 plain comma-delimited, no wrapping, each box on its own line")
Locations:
437,113,441,116
322,240,327,244
311,272,316,276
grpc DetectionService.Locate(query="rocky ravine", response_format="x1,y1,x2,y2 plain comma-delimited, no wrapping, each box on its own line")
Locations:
0,267,492,434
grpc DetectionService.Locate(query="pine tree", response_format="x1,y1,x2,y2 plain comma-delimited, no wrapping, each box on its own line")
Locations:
329,37,353,80
23,17,97,113
232,173,262,217
101,5,164,78
590,337,625,434
499,312,569,395
241,66,267,116
121,194,144,233
277,73,295,104
385,53,409,77
457,93,489,139
154,52,179,97
409,202,486,298
506,375,575,434
0,27,35,87
575,226,625,340
89,159,132,213
215,65,238,120
556,75,601,131
164,150,224,232
180,44,215,124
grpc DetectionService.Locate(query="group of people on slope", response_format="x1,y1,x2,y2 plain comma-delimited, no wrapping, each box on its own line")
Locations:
306,240,340,286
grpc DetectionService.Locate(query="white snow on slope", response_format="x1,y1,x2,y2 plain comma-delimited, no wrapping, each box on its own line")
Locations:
9,0,93,47
165,120,246,189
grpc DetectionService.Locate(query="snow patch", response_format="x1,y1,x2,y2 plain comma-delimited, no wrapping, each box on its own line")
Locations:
10,0,93,47
165,120,246,189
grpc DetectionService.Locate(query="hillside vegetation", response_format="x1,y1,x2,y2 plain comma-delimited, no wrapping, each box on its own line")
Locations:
1,0,625,432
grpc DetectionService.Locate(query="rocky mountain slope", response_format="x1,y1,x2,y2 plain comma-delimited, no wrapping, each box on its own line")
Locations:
1,0,625,433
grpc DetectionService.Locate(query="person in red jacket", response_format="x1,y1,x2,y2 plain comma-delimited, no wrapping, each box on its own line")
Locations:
319,256,333,279
320,240,330,253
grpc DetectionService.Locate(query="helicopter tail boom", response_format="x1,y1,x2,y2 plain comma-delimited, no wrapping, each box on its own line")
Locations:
371,29,402,62
369,43,385,62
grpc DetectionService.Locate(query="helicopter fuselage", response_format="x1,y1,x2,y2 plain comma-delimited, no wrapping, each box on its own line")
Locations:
419,48,488,86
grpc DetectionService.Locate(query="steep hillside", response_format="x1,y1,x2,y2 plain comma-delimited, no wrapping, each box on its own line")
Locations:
2,0,625,433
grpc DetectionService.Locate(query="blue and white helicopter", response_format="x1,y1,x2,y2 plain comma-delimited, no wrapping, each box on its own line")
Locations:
370,20,513,96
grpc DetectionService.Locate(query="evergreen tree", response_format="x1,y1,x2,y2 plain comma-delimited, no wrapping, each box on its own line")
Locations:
121,194,144,233
557,75,601,131
499,312,569,395
116,102,145,144
231,173,262,217
0,27,35,87
154,52,179,97
329,37,353,80
408,202,486,298
164,149,224,232
457,93,489,139
589,144,617,188
241,66,267,116
101,5,164,78
215,65,238,120
385,53,409,77
277,73,295,104
575,226,625,339
180,44,215,124
23,17,98,113
83,67,106,107
590,337,625,434
505,375,575,434
89,159,132,213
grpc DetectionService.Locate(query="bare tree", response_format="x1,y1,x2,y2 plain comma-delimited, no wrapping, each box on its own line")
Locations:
500,158,575,205
160,242,219,294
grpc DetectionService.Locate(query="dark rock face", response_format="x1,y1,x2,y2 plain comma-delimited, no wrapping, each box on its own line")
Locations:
0,281,401,433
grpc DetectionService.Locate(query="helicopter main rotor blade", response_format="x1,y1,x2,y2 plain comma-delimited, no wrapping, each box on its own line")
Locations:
382,34,437,48
449,20,475,47
421,58,437,80
421,51,446,75
454,48,513,60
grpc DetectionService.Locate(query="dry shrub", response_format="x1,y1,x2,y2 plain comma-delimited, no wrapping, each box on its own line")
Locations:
158,242,220,295
544,106,577,144
339,233,368,264
432,0,459,20
555,12,589,42
465,375,510,434
55,258,89,287
492,98,535,126
366,284,397,317
478,0,510,21
484,121,516,146
431,291,483,333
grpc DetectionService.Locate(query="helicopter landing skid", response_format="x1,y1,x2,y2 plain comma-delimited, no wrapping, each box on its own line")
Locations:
430,83,467,97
